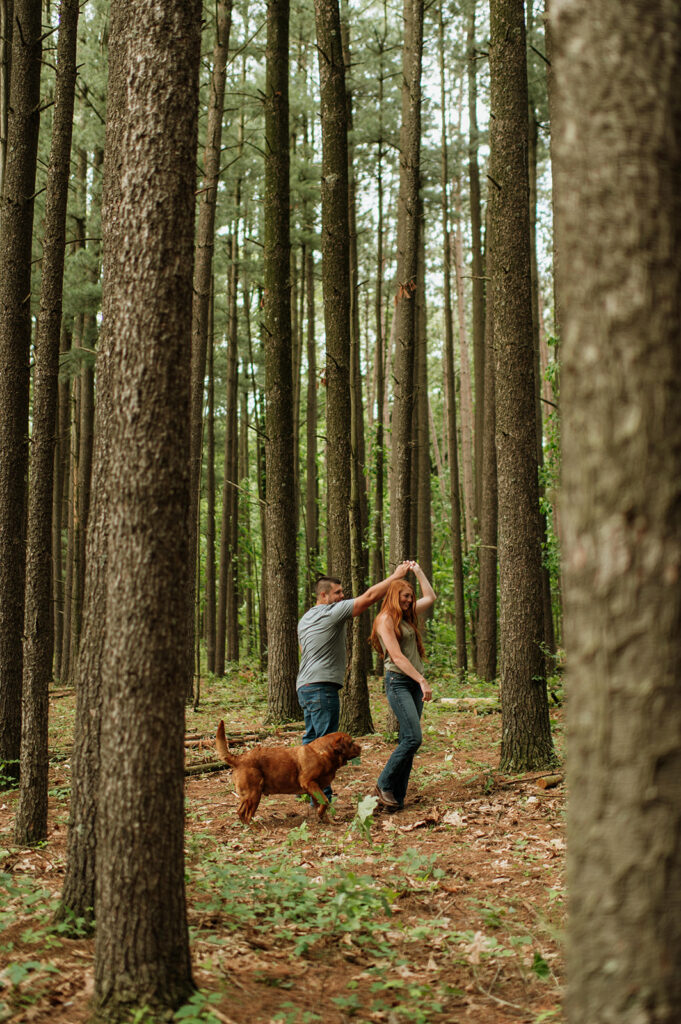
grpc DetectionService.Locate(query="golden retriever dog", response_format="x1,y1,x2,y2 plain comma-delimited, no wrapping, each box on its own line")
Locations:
215,720,361,823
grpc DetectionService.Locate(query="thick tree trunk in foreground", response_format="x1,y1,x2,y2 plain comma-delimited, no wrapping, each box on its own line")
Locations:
264,0,299,721
93,0,200,1014
16,0,79,843
552,3,681,1021
0,0,41,788
489,0,554,771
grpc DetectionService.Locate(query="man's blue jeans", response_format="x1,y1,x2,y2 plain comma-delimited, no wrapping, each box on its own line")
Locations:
377,671,423,806
298,682,340,800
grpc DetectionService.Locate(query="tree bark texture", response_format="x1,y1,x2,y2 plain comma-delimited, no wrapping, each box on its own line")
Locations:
304,242,319,603
264,0,299,721
16,0,79,843
0,0,41,787
188,0,232,687
552,2,681,1021
438,8,466,670
0,0,12,197
476,211,498,682
467,1,485,528
52,319,71,681
489,0,554,771
389,0,423,565
204,282,217,675
92,0,201,1013
314,0,352,583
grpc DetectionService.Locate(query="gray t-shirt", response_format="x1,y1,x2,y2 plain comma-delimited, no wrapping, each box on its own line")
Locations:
296,598,355,690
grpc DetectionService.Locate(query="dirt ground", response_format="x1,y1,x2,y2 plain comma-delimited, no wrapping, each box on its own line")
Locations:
0,673,565,1024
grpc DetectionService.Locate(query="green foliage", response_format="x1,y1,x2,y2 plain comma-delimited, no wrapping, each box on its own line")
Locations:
173,990,224,1023
347,792,379,841
194,852,398,957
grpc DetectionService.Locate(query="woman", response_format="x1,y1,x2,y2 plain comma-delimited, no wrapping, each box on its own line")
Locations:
371,562,436,809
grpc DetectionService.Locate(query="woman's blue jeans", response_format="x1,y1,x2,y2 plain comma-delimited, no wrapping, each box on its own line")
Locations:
377,671,423,806
298,682,340,799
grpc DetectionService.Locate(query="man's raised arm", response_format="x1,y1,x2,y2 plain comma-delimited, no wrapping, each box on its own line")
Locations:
351,561,414,617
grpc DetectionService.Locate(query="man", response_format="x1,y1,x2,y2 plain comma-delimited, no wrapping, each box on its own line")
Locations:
297,562,414,764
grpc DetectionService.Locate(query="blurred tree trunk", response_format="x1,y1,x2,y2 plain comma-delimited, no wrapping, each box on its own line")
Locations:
16,0,79,843
489,0,554,770
0,0,41,788
553,3,681,1021
264,0,299,720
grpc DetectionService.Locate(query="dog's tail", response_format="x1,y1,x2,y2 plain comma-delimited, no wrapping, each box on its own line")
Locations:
215,720,239,767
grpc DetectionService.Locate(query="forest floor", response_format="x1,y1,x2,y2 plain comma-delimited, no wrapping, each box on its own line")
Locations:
0,667,565,1024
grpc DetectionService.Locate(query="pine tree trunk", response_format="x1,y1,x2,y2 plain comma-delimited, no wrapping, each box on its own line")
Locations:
16,0,79,842
553,3,681,1021
339,8,372,733
453,211,476,551
414,213,432,589
526,26,556,669
60,384,78,685
389,0,424,565
437,13,466,672
314,0,352,585
264,0,299,721
240,388,254,653
226,220,241,663
0,0,12,196
52,319,71,682
371,49,386,596
477,211,498,682
56,362,109,930
489,0,554,771
0,0,41,788
467,0,485,529
189,0,232,689
304,242,318,604
204,282,217,674
92,1,200,1013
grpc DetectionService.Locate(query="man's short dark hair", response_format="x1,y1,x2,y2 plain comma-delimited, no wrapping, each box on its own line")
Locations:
316,575,341,597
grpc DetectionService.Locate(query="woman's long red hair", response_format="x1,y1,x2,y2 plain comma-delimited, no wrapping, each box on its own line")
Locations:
370,580,425,658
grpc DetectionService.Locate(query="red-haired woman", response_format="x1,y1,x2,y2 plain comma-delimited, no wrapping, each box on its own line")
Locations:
371,562,436,809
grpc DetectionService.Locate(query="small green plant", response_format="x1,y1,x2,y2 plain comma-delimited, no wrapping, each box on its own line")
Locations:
396,847,444,882
347,793,378,841
272,1003,321,1024
173,989,224,1023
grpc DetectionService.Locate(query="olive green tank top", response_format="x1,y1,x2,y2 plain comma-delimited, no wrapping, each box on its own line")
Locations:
382,620,424,676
